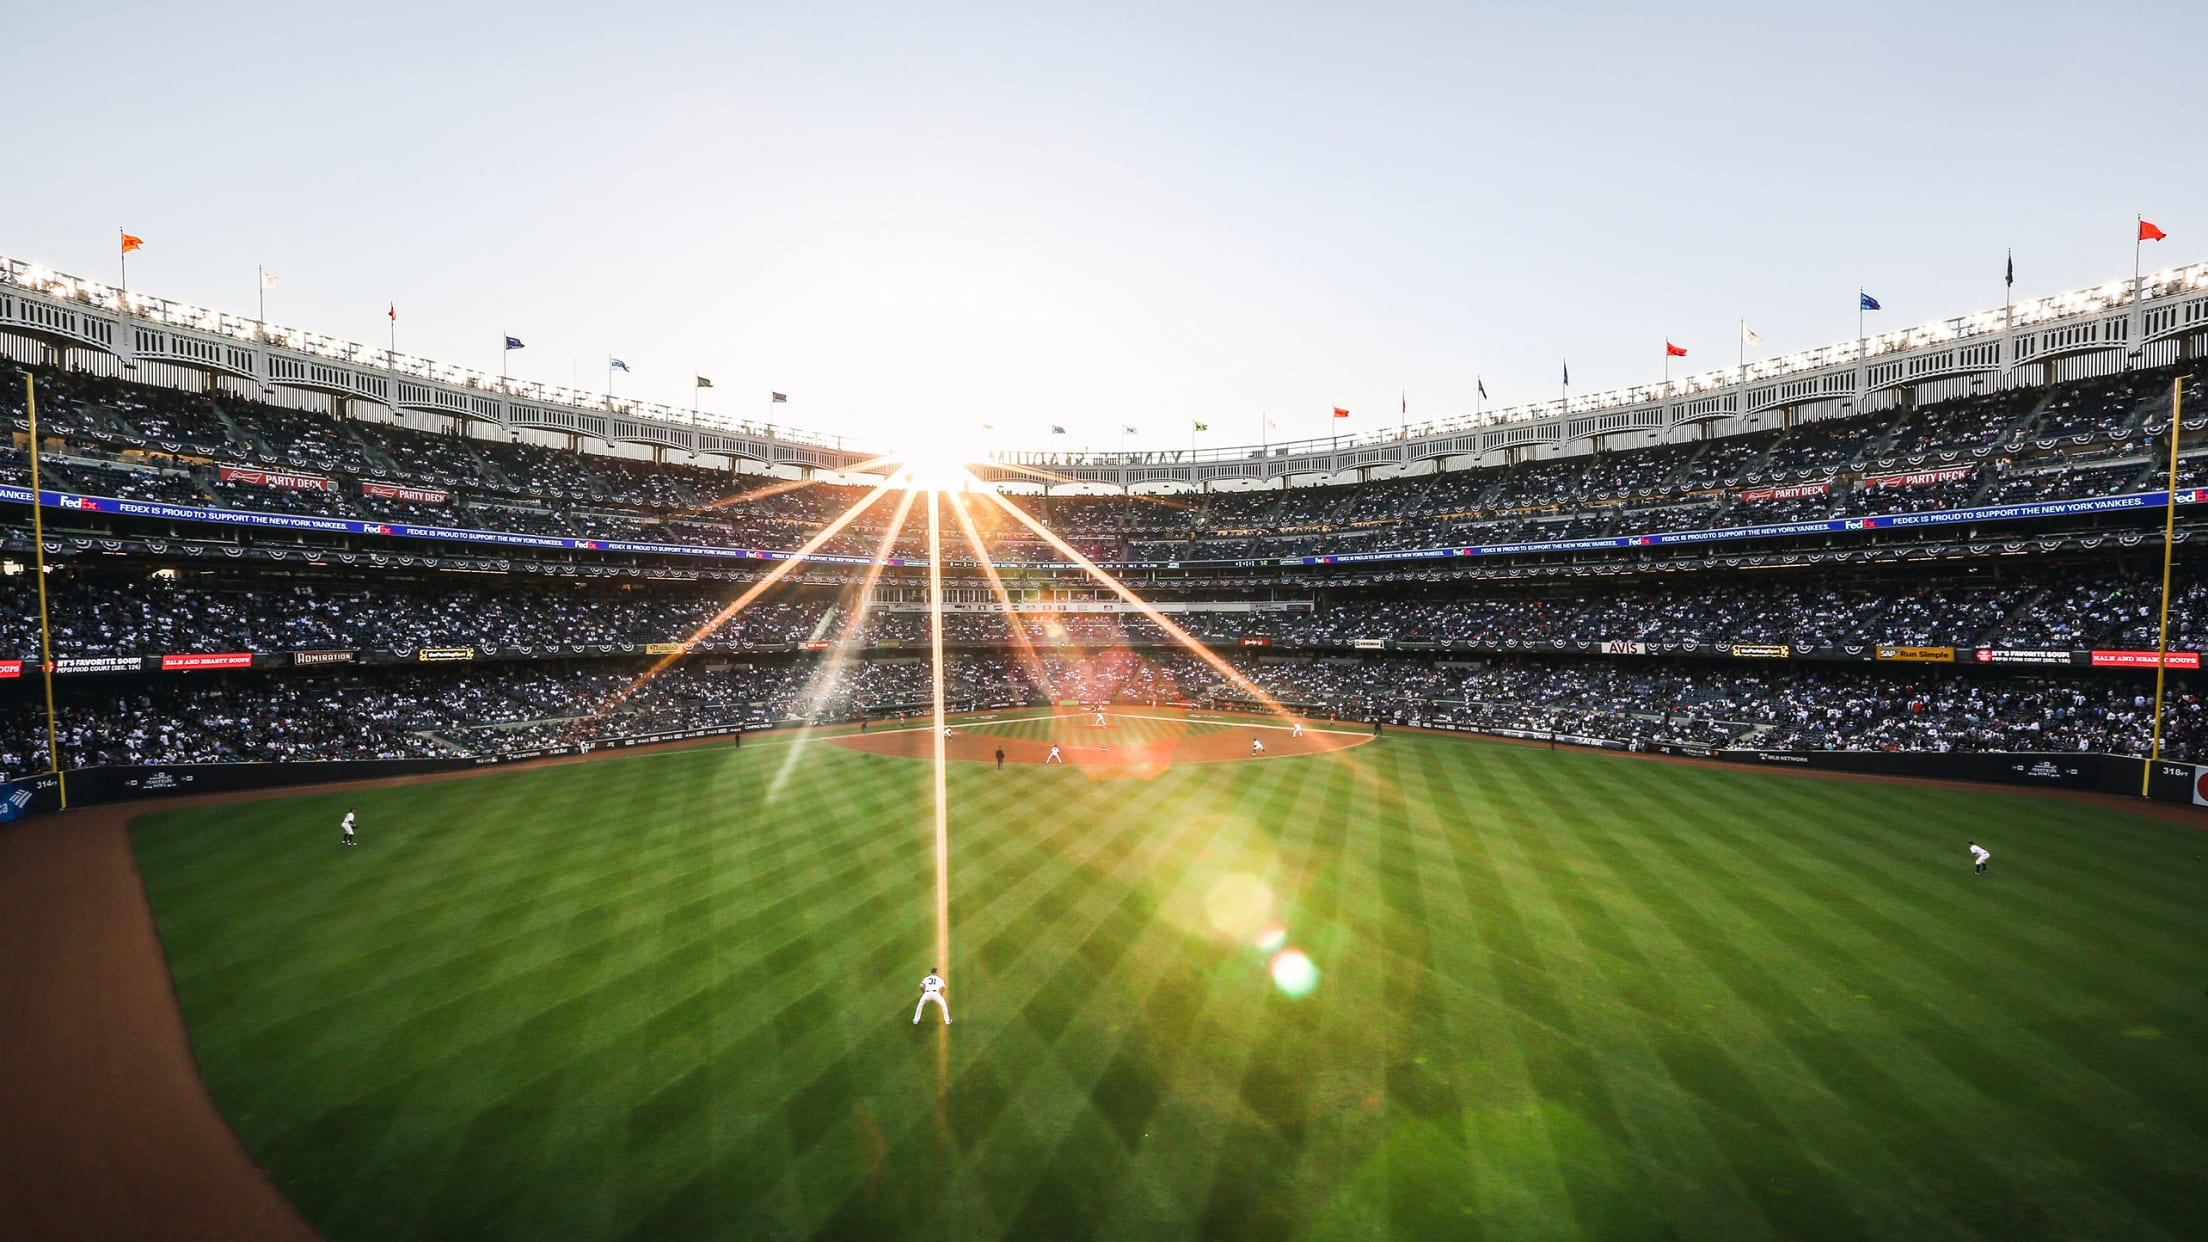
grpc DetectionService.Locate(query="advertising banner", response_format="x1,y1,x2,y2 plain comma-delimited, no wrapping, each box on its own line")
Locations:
2089,650,2201,669
1238,637,1273,647
0,659,20,679
218,466,334,492
1600,640,1647,654
1729,644,1792,659
1737,483,1831,502
1352,638,1388,650
52,655,146,674
1875,646,1956,663
1972,648,2074,665
1863,466,1973,489
292,650,358,666
798,640,833,651
160,652,254,671
361,481,451,504
416,647,477,662
645,642,689,655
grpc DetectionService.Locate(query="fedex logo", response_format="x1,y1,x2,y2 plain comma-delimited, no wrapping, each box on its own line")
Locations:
57,495,98,511
1844,518,1883,530
365,523,393,535
1631,536,1653,546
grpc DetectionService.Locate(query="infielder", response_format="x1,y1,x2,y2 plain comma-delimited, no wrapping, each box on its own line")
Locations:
340,810,357,847
1250,737,1266,755
1290,722,1304,738
913,970,951,1024
1046,744,1064,764
1093,709,1108,727
1968,841,1990,876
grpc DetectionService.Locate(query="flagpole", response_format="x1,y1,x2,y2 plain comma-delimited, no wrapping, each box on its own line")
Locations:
2003,251,2014,375
2135,216,2144,320
257,266,266,329
2143,373,2187,796
118,228,127,294
1858,288,1865,360
1738,319,1746,376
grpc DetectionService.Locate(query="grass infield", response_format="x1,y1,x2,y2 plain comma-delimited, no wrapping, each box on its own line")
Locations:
130,715,2208,1240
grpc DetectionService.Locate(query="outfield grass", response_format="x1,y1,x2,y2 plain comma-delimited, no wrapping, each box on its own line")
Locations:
131,720,2208,1240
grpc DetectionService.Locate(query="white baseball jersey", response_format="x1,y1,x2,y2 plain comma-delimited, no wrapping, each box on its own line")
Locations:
920,975,945,995
1969,845,1990,864
341,814,355,833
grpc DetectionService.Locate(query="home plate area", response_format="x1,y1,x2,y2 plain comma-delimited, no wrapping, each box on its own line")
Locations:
828,708,1371,774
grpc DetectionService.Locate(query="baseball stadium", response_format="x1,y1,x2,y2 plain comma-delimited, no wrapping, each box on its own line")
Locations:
5,8,2207,1242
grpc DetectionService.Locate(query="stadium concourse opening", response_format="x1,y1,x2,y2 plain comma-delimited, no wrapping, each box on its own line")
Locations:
830,707,1373,774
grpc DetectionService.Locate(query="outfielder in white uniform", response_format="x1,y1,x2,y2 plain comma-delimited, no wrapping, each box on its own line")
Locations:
340,810,357,847
1046,745,1064,763
913,971,951,1024
1968,841,1990,875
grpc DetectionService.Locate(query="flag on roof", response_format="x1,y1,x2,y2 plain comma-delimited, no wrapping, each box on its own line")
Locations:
1477,377,1488,400
2139,219,2167,242
771,392,787,403
1050,424,1067,434
1563,360,1570,386
1332,406,1349,419
609,357,630,372
504,336,525,350
695,376,713,388
1665,341,1688,358
259,269,279,289
1741,323,1761,346
120,232,143,254
1193,420,1208,431
388,303,396,322
1123,425,1138,434
2004,251,2014,288
1859,292,1881,311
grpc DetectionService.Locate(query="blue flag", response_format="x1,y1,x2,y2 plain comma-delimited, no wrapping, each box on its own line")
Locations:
1562,360,1570,386
609,357,630,372
1478,377,1488,400
1859,293,1881,312
1123,424,1138,435
505,335,525,350
1051,425,1067,435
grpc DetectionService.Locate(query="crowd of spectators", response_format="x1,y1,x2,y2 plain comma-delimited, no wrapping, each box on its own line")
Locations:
2,363,2190,564
8,649,2207,773
13,564,2207,660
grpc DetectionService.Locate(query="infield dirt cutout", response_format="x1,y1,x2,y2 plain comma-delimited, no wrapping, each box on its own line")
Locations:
828,713,1372,778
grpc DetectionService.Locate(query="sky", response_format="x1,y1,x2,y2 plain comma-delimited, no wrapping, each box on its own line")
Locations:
8,1,2202,455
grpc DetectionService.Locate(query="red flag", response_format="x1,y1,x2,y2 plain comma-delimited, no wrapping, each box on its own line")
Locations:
1665,341,1688,357
388,303,397,322
2139,219,2167,242
119,232,144,254
1331,406,1349,419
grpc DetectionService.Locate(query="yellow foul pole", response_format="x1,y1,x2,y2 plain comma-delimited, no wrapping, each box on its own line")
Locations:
2143,374,2187,797
22,374,66,807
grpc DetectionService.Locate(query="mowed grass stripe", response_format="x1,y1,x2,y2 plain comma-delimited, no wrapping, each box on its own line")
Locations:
128,731,2208,1241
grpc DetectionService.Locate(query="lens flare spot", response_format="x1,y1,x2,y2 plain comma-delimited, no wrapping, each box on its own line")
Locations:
1269,949,1319,998
1204,874,1274,939
1254,924,1288,954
